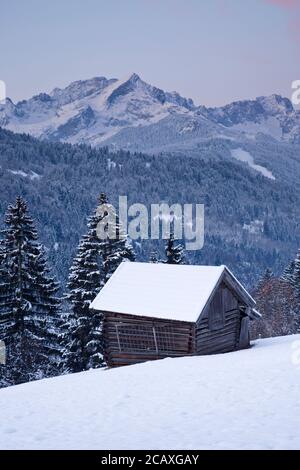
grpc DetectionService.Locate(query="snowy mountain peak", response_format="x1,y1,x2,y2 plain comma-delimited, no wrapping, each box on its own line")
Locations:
198,93,300,144
105,73,147,107
0,74,299,147
126,72,142,83
257,94,294,115
49,76,116,106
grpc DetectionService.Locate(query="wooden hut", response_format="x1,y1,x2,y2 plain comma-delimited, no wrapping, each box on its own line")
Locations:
90,262,261,367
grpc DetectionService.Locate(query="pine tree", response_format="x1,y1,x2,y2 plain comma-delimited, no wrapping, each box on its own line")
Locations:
281,260,295,285
256,268,273,291
64,230,103,373
0,239,11,387
31,245,63,378
0,197,62,385
0,237,13,349
149,251,159,263
64,193,135,373
251,277,297,339
292,250,300,297
97,193,135,286
292,249,300,331
164,232,185,265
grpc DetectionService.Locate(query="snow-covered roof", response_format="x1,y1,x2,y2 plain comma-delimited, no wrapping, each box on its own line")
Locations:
90,262,255,322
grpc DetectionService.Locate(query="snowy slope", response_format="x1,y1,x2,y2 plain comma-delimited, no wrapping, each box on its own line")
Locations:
0,335,300,450
231,148,275,180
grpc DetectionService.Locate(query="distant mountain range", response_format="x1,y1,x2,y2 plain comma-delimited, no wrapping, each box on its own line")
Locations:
1,75,300,286
1,73,300,152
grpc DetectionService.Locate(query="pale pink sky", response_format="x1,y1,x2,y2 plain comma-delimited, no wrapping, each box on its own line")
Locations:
1,0,300,106
264,0,299,7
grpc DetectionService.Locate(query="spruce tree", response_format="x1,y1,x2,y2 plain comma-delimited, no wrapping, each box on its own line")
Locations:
292,250,300,297
256,268,273,291
64,193,135,373
0,238,13,351
292,249,300,331
0,239,11,387
281,260,295,286
31,245,63,378
64,230,103,373
251,277,297,339
97,193,135,286
149,251,159,263
0,197,62,385
164,232,185,265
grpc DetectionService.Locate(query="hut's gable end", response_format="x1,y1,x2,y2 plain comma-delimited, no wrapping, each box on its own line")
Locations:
196,280,248,355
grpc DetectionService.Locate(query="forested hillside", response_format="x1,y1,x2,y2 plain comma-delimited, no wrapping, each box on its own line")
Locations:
0,128,299,287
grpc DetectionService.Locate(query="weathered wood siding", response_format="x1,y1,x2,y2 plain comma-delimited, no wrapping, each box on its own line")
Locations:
196,282,247,355
239,316,250,349
97,275,253,367
103,312,195,367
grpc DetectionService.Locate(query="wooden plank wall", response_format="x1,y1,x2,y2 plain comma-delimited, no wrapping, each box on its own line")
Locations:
196,282,244,355
101,279,251,367
103,312,195,367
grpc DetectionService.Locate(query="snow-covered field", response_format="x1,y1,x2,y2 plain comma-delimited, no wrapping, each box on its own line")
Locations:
0,335,300,450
